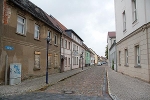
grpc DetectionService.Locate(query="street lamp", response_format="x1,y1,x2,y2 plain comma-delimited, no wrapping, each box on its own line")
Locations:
46,36,50,84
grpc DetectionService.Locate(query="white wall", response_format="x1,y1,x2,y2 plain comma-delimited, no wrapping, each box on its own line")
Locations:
115,0,150,42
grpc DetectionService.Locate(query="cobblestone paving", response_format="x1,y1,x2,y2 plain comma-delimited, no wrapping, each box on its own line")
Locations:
44,66,109,98
107,66,150,100
0,67,88,96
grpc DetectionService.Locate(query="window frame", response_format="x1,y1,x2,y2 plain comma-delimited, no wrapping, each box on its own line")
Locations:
135,45,140,65
34,24,40,40
132,0,137,22
54,34,58,45
17,16,26,35
123,11,126,32
125,49,128,66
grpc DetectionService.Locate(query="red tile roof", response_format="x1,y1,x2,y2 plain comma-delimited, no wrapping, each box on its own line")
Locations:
108,31,116,38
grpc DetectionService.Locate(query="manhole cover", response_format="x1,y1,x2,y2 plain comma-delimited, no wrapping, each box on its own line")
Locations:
63,90,75,94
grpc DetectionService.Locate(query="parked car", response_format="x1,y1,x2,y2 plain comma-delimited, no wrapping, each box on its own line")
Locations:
97,62,102,66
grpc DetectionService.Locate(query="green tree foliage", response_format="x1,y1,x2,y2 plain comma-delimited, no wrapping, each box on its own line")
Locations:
105,45,108,59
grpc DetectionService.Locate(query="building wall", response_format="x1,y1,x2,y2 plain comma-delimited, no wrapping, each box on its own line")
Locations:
85,51,90,66
61,35,72,71
0,1,61,82
117,25,150,82
114,0,150,42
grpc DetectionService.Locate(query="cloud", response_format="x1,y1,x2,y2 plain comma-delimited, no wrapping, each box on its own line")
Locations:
30,0,115,56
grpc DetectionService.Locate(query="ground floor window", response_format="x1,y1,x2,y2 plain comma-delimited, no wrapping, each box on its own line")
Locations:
34,51,40,69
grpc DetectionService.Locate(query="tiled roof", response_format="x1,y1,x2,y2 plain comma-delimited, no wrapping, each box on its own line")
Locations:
108,31,116,38
9,0,61,33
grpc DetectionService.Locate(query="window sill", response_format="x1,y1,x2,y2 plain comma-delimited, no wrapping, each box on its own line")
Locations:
34,38,40,41
134,65,141,68
124,65,129,67
54,44,58,47
33,67,40,71
123,29,127,33
16,32,26,37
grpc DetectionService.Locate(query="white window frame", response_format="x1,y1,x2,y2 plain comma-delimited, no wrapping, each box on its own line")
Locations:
135,45,140,65
123,11,126,31
132,0,137,22
34,24,40,39
125,49,128,65
17,16,26,35
54,34,58,45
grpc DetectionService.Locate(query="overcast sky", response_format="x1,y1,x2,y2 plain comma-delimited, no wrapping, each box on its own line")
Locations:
30,0,115,57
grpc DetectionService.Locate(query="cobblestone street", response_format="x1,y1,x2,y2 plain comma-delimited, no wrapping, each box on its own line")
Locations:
1,66,112,100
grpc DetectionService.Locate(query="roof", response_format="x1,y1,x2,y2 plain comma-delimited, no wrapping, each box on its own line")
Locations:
108,31,116,38
9,0,61,33
65,29,83,41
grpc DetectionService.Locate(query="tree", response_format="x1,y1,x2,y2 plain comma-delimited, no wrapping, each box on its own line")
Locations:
105,45,108,59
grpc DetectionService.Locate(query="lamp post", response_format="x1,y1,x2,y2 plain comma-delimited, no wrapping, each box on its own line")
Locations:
46,36,50,84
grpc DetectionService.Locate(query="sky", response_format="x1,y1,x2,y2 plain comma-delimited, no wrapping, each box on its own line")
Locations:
30,0,116,57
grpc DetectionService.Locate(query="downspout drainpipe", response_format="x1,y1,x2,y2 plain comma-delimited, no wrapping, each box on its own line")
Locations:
144,0,150,82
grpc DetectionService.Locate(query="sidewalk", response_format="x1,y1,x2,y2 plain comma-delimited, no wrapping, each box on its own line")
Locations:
106,66,150,100
0,67,91,96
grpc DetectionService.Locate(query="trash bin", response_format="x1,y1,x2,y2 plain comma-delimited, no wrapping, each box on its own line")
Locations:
9,63,21,85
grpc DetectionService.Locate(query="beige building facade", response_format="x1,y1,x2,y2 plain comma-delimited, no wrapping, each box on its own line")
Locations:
0,0,61,83
114,0,150,82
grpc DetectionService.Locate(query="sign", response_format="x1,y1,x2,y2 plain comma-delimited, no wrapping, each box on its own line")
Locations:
5,46,14,50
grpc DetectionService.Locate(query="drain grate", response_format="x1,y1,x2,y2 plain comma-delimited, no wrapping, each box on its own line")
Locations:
63,90,75,94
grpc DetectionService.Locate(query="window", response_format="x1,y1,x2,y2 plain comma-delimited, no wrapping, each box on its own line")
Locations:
73,44,75,51
123,11,126,31
34,51,40,69
54,34,57,45
47,31,51,39
68,58,71,65
34,24,40,39
68,42,70,50
65,40,67,48
125,49,128,65
61,39,63,47
48,53,52,68
54,54,58,67
65,57,67,66
135,45,140,65
132,0,137,22
77,57,78,65
119,51,121,65
77,46,78,52
17,16,26,34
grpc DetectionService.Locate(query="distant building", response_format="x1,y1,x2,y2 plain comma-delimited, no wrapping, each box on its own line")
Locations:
114,0,150,82
108,32,117,71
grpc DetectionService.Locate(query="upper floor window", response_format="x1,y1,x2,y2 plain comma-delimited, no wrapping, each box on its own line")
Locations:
61,39,63,47
34,24,40,39
17,16,26,35
132,0,137,22
65,40,67,48
119,51,121,65
123,11,126,32
68,42,71,50
54,34,58,45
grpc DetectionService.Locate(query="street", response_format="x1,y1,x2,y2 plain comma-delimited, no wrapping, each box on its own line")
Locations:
1,65,112,100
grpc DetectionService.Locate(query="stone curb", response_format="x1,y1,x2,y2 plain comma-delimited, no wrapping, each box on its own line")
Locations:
106,70,119,100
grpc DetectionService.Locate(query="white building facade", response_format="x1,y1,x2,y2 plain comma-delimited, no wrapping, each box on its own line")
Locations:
65,29,84,69
114,0,150,82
